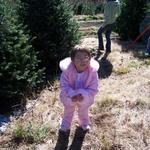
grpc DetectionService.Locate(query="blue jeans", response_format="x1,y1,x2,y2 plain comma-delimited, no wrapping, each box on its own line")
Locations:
147,37,150,54
98,24,114,53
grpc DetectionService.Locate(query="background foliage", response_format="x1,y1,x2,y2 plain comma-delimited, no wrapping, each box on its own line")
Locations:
116,0,149,40
0,0,149,113
19,0,80,75
0,0,44,112
67,0,104,15
140,2,150,43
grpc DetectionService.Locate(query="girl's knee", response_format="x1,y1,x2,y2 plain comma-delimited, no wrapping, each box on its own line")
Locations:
61,97,73,107
79,99,93,108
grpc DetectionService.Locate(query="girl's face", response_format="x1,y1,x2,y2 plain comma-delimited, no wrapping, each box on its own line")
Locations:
72,51,90,73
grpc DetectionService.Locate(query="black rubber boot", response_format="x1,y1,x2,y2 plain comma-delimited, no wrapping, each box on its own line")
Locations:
54,129,70,150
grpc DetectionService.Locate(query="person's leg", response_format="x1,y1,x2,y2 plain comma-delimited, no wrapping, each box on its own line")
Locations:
95,26,105,59
105,31,112,53
77,100,92,130
60,98,76,131
97,26,105,51
147,37,150,54
102,24,113,59
105,24,113,53
78,106,89,127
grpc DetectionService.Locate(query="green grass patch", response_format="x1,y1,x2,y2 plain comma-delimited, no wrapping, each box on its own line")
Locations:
144,59,150,65
114,66,130,75
128,61,141,69
83,15,103,21
13,123,52,144
79,28,97,36
100,134,111,150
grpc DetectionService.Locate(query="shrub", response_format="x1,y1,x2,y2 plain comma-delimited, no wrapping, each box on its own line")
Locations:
0,0,44,112
116,0,148,40
19,0,80,74
69,0,104,15
140,2,150,43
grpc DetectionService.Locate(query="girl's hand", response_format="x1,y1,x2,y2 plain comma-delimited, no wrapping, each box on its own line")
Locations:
72,95,78,102
77,94,83,102
71,94,83,102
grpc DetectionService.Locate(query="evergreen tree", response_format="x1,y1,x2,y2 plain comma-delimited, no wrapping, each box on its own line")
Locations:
19,0,80,74
0,0,44,112
140,2,150,43
116,0,148,40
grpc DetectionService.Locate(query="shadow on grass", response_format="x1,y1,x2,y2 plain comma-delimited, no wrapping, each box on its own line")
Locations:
98,58,113,79
54,127,87,150
114,39,149,59
131,50,150,59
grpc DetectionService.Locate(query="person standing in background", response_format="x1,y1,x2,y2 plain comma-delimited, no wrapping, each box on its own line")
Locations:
95,0,121,60
145,36,150,56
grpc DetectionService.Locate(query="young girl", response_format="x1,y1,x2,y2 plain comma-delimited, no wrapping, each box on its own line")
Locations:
59,47,99,132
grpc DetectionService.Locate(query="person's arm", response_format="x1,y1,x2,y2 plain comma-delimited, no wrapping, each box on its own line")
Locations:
115,1,121,18
77,72,99,99
72,94,83,102
60,71,76,98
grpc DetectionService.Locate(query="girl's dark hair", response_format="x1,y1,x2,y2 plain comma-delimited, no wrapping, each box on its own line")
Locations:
70,47,91,60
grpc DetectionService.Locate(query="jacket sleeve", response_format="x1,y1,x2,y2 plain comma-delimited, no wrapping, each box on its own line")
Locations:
115,1,121,18
60,71,76,98
103,3,110,26
77,71,99,99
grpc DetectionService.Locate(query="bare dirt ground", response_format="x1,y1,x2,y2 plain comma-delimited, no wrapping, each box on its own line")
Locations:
0,24,150,150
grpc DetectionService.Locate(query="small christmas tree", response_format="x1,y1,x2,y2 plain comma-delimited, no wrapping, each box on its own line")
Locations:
116,0,148,40
0,0,44,112
140,2,150,43
19,0,80,74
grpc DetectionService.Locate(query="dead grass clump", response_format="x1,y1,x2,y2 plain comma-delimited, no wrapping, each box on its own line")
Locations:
92,112,114,127
101,140,124,150
96,97,119,109
136,100,150,109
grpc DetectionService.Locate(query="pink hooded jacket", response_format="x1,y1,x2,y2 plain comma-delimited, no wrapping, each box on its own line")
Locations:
59,57,99,106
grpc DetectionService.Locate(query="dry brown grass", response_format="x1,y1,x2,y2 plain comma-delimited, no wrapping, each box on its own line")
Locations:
0,25,150,150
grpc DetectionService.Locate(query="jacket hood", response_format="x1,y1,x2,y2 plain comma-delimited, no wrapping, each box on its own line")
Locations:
59,57,99,71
